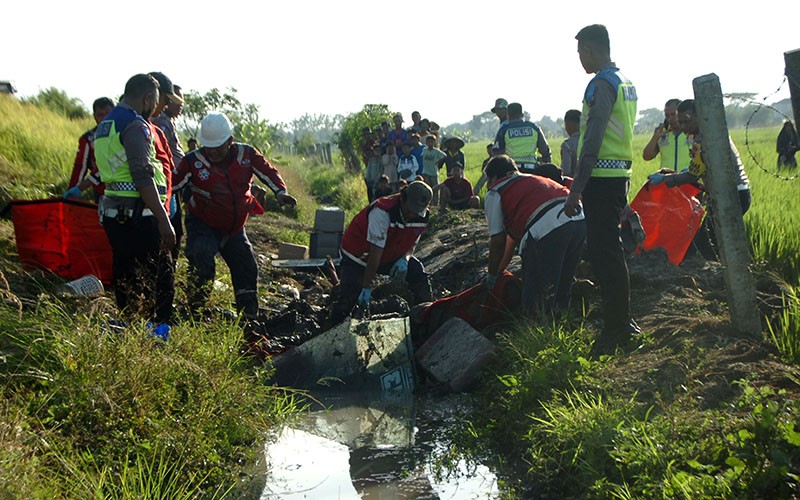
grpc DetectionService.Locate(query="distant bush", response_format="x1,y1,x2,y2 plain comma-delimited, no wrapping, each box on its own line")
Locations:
22,87,89,120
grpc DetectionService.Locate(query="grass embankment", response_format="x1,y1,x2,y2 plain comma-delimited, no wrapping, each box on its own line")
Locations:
0,96,317,497
457,126,800,497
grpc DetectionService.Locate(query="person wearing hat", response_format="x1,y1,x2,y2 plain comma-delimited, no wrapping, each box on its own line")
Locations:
483,154,586,318
93,74,176,330
493,102,551,173
491,98,509,125
333,181,434,322
436,136,466,177
172,112,297,322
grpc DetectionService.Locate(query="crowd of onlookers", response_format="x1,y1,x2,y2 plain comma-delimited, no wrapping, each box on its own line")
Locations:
358,110,482,213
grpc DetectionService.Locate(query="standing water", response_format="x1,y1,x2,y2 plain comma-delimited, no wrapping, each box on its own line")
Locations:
261,391,499,499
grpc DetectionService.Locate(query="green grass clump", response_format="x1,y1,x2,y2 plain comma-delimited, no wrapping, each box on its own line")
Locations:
0,269,303,497
464,317,800,498
0,94,92,199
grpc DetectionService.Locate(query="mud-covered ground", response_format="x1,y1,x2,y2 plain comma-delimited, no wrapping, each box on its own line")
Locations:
248,207,800,406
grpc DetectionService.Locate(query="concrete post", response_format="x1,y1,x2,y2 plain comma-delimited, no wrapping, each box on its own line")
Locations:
692,74,761,338
784,49,800,129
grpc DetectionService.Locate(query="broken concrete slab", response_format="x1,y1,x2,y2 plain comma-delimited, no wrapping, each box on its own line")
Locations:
271,317,415,392
415,317,495,392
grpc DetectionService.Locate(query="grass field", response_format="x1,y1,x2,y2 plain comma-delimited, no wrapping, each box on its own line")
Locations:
2,96,800,497
459,126,800,284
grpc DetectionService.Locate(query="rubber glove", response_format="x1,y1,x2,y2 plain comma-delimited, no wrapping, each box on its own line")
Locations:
389,258,409,280
485,273,498,290
357,288,371,306
63,186,82,199
648,173,665,185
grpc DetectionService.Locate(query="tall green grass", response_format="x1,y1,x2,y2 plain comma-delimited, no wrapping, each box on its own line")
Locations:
0,94,91,199
0,273,304,497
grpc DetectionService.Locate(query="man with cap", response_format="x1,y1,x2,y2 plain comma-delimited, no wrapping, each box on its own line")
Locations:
483,154,586,317
93,74,175,330
172,112,297,322
333,181,434,323
493,102,552,173
491,98,509,125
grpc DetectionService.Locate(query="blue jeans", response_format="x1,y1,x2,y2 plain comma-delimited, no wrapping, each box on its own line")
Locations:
184,213,259,317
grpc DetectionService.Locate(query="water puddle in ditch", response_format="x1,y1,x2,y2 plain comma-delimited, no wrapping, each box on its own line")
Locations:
260,391,499,499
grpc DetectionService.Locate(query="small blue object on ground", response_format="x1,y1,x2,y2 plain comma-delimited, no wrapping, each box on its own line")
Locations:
146,322,171,341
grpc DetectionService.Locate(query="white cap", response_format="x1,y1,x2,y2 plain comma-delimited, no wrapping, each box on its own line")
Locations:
199,113,233,148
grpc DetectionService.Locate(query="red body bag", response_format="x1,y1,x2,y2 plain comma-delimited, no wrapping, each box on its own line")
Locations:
413,271,522,346
7,198,113,284
630,181,705,265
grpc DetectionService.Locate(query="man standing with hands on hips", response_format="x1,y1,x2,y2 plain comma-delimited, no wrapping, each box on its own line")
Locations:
563,24,640,355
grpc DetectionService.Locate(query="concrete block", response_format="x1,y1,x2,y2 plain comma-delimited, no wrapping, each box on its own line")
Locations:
314,207,346,233
271,317,415,392
415,317,495,392
309,231,342,259
278,242,308,260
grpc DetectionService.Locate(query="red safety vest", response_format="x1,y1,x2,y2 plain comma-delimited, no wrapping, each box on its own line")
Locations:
341,194,428,266
489,174,570,241
173,143,287,235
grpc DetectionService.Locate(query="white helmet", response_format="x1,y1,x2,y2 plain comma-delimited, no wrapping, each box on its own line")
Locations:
199,113,233,148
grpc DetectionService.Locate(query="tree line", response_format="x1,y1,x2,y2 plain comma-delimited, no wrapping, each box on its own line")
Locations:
22,87,791,156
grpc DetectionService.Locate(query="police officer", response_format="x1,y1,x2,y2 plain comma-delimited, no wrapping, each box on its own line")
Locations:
564,24,640,354
642,98,691,171
493,102,551,174
94,74,175,328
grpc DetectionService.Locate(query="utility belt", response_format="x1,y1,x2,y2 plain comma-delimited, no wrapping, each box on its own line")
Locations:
101,203,153,224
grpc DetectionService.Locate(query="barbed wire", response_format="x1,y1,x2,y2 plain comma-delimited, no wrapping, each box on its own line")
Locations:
723,75,799,181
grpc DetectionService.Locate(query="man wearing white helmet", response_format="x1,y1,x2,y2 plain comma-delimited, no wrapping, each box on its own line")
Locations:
172,112,297,322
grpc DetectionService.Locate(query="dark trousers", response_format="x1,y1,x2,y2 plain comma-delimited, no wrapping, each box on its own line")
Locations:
693,189,751,261
169,192,184,263
582,177,631,332
184,213,259,317
103,215,174,324
332,255,431,323
520,220,586,316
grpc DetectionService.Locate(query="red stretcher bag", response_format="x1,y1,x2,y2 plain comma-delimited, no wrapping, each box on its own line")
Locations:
6,198,113,284
413,270,522,346
630,181,705,265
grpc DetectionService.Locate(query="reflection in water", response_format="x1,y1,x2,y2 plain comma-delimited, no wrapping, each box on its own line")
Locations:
261,393,498,499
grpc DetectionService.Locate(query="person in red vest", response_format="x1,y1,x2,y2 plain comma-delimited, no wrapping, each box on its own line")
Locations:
173,112,297,320
63,97,115,201
483,155,586,317
333,181,434,323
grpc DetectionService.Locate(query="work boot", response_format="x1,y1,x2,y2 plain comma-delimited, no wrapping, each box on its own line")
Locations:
591,320,641,357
